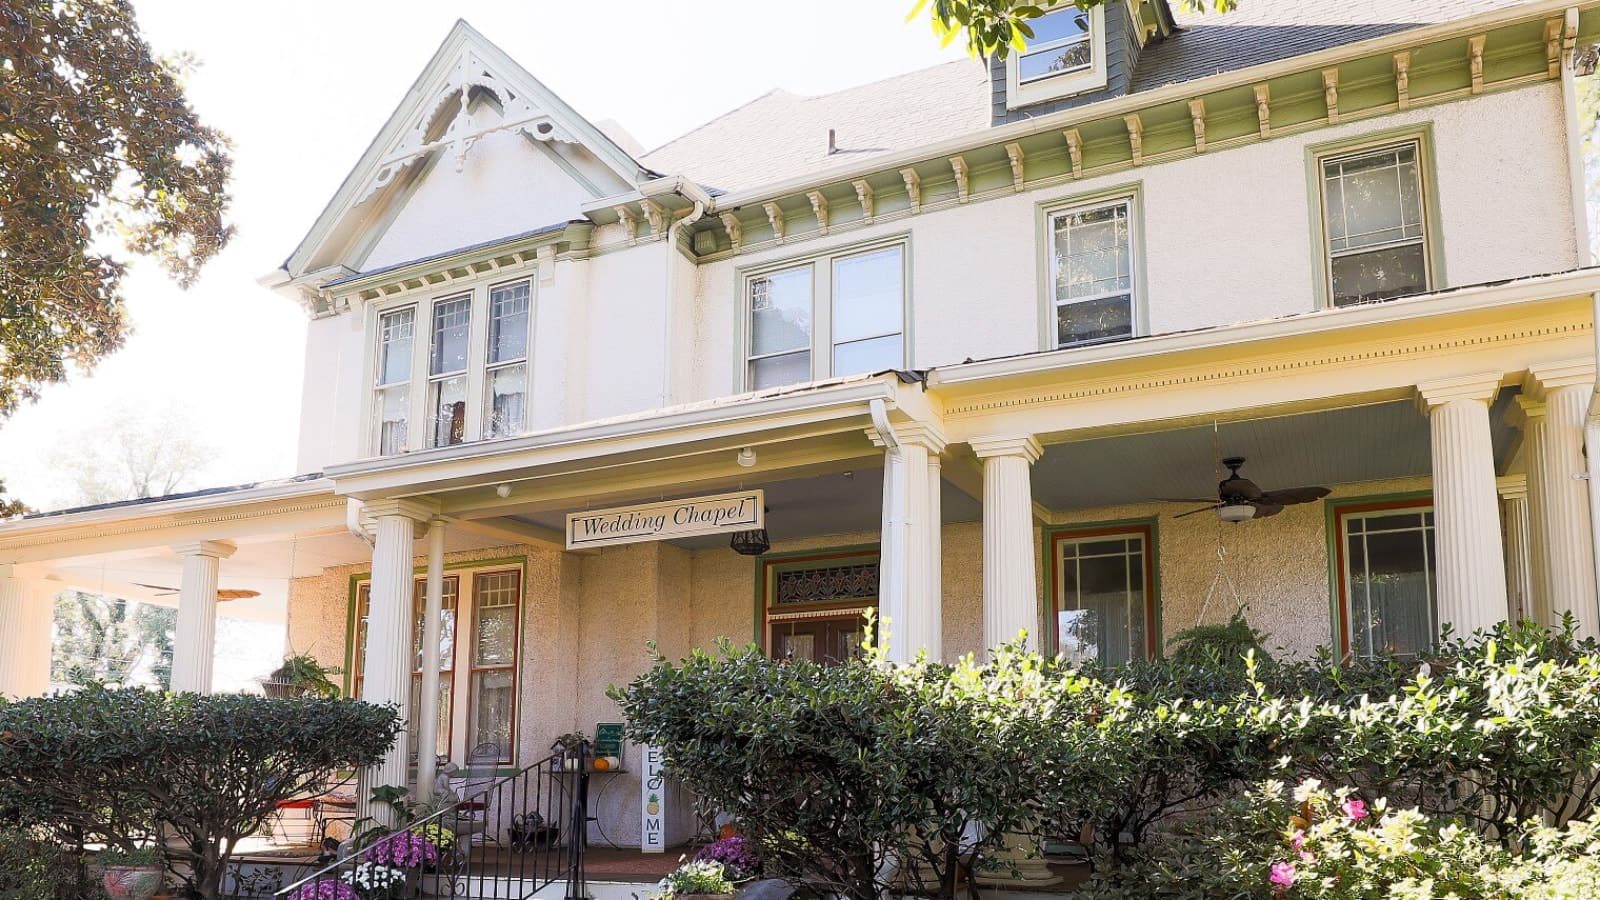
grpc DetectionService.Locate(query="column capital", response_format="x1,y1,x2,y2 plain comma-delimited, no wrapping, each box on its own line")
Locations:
359,498,441,532
867,421,948,454
970,434,1043,463
1508,394,1547,428
1415,373,1503,412
171,540,236,560
1496,473,1528,501
1524,358,1597,398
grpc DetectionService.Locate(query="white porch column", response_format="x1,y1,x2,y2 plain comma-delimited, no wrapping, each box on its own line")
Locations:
1498,475,1534,624
415,519,446,801
1511,397,1554,625
0,566,54,698
927,452,944,663
1526,362,1600,638
872,424,946,663
973,435,1043,654
170,541,236,694
357,499,435,822
1417,375,1509,638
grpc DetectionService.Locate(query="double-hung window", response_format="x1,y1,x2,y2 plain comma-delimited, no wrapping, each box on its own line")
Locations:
1318,140,1432,307
468,570,521,762
373,308,415,455
1051,526,1155,666
1337,502,1437,658
484,281,530,439
745,242,906,391
1018,8,1094,83
1049,197,1137,348
428,295,472,448
409,576,459,761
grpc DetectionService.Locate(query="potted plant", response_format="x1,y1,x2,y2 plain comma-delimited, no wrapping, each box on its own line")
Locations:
263,653,342,698
655,859,736,900
97,846,163,900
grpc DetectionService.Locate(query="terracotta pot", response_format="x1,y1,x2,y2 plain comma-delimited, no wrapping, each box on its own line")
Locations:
102,865,163,900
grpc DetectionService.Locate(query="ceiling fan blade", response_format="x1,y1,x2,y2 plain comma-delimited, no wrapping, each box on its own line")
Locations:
216,589,261,601
1258,486,1332,506
1154,497,1220,504
132,582,179,595
1173,504,1223,519
1251,502,1286,518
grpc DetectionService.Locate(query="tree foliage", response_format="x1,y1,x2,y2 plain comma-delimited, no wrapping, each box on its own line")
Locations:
912,0,1236,60
51,404,214,506
50,590,176,689
0,0,234,514
0,687,401,900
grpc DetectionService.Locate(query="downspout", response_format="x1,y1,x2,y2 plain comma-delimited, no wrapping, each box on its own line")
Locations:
345,498,374,548
658,184,708,408
870,398,906,658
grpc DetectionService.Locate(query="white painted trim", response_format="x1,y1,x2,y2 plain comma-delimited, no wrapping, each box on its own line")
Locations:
1004,6,1108,109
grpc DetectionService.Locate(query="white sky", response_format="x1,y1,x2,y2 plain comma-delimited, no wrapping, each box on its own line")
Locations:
0,0,966,512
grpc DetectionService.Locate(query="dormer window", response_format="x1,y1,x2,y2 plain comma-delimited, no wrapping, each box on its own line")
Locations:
1005,6,1108,108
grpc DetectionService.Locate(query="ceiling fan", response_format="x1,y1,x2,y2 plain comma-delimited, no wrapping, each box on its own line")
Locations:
133,583,261,602
1166,457,1331,523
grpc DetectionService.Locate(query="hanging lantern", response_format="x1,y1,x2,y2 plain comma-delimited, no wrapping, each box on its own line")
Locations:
729,528,770,556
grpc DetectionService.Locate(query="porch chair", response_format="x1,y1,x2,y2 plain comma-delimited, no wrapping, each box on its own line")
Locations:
455,742,504,847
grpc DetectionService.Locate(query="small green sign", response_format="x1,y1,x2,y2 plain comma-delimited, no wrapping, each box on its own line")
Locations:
594,722,625,758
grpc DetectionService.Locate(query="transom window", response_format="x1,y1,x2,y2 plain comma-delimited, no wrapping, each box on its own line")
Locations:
760,551,880,665
745,243,906,391
367,274,536,457
1052,526,1155,666
1337,502,1437,658
1049,197,1137,348
1018,8,1093,83
1318,140,1432,307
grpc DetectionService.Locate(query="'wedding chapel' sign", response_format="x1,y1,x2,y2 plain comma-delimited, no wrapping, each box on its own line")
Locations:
566,490,764,550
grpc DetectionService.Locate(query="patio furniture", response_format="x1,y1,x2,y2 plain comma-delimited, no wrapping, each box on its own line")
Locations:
456,742,503,846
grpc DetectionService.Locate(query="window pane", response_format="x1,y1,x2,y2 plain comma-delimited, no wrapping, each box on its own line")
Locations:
411,577,458,672
473,572,520,667
484,364,527,439
1057,294,1133,347
428,375,467,447
1058,536,1146,667
430,296,472,375
1026,8,1091,45
408,675,452,761
488,282,530,364
1346,510,1436,658
833,335,903,377
1054,203,1132,302
1019,37,1093,81
1330,243,1428,307
750,351,811,390
1322,144,1426,257
377,308,414,386
832,247,902,343
470,669,514,759
749,267,812,356
376,385,409,455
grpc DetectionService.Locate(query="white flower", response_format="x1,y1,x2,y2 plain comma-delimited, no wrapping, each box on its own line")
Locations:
341,862,408,892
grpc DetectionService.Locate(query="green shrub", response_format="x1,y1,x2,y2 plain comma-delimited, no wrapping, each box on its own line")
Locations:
0,826,79,899
0,686,402,900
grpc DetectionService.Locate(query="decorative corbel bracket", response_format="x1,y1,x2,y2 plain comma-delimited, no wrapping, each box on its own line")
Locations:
949,156,970,203
1468,34,1486,94
640,199,666,239
763,201,785,241
1123,114,1144,165
536,244,557,286
614,205,639,242
1188,99,1206,153
1004,143,1025,192
806,190,829,233
1253,84,1271,138
1063,129,1084,177
1322,68,1340,124
719,212,742,251
853,179,875,221
1393,51,1411,109
1546,18,1565,77
900,167,922,213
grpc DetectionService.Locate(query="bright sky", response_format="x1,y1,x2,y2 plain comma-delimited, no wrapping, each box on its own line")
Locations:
0,0,966,512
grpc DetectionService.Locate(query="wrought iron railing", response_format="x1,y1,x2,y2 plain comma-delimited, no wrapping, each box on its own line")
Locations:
264,742,591,900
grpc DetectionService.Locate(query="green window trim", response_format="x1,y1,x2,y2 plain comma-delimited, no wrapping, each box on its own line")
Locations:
1304,123,1446,311
1035,182,1147,353
1322,491,1433,660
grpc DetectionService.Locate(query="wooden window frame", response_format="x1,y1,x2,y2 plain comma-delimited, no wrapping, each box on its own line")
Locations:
1045,521,1159,661
467,568,523,764
755,547,882,661
1329,495,1436,660
409,575,461,763
482,278,532,440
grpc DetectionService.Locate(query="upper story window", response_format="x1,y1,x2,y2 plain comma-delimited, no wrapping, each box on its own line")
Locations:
1005,6,1107,108
1317,139,1433,308
1336,501,1436,659
1049,196,1138,348
367,274,536,457
745,242,906,391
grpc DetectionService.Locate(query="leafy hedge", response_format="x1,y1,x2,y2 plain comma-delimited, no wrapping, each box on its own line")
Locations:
0,686,401,900
614,620,1600,899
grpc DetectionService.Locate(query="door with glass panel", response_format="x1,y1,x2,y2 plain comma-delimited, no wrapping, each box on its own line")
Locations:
1052,528,1155,666
1338,503,1437,658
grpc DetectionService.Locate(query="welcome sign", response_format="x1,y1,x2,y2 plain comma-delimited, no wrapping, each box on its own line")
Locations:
566,490,764,550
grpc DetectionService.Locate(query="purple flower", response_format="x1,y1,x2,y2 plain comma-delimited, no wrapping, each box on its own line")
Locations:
1341,797,1370,822
1269,861,1297,892
366,830,442,869
694,836,758,878
286,879,359,900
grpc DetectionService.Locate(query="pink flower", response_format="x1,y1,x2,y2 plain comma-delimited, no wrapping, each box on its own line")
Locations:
1290,829,1306,851
1341,797,1370,822
1270,861,1297,892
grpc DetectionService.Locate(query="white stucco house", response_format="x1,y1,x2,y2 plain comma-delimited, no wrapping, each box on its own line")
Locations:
4,0,1600,852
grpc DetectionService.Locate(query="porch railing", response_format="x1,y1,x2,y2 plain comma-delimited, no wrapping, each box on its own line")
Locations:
266,742,590,900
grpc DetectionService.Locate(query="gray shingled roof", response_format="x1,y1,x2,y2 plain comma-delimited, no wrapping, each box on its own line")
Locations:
639,0,1540,194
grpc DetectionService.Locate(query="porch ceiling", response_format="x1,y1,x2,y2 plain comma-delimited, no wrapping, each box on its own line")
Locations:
1032,395,1520,510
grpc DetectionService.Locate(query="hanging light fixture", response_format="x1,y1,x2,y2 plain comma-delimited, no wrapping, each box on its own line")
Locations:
729,506,771,556
1217,502,1256,523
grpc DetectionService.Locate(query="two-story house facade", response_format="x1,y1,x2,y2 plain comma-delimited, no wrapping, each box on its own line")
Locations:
4,0,1600,851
